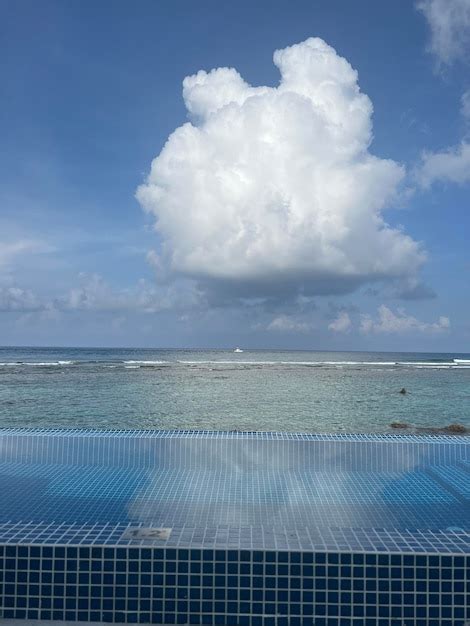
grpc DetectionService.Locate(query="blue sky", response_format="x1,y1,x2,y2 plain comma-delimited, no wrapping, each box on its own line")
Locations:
1,0,469,350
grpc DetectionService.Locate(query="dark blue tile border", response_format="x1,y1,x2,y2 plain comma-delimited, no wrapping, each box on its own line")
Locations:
1,546,469,625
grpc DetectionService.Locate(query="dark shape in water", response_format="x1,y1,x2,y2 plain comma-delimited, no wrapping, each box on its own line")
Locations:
390,421,409,429
443,423,468,434
415,423,469,435
399,388,407,395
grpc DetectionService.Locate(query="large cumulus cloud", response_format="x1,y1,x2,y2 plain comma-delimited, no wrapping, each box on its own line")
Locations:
137,38,425,300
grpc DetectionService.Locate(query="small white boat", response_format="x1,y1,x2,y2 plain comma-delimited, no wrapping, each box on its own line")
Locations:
234,347,243,353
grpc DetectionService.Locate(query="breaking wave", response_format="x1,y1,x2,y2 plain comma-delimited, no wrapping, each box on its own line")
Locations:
0,357,469,370
0,361,74,367
123,360,169,365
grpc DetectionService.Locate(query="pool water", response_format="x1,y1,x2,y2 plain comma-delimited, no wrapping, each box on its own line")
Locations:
0,429,469,553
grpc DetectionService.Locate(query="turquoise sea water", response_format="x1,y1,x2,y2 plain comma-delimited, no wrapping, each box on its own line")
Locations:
0,347,469,432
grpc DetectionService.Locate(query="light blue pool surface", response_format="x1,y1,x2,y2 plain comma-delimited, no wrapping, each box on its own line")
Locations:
0,429,469,553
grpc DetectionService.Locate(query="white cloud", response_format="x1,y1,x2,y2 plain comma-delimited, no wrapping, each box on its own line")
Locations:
137,37,424,300
417,0,470,67
387,277,436,300
0,239,51,269
0,272,204,318
266,314,312,333
328,311,352,333
60,273,201,313
415,88,470,188
360,305,450,334
63,274,135,312
461,89,470,119
417,142,470,187
0,286,44,312
365,276,436,300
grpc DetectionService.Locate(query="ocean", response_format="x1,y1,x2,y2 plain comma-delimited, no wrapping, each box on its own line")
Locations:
0,347,469,433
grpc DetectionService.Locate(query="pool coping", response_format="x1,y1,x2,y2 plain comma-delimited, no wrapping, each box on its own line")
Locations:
0,427,469,443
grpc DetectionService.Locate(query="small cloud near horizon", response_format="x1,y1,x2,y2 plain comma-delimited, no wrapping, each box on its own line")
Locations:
360,305,450,335
328,311,352,333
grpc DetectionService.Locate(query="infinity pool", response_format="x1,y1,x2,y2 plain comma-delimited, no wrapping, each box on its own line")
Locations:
1,429,469,625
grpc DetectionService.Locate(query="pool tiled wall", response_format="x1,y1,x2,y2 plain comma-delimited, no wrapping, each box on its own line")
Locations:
1,545,469,626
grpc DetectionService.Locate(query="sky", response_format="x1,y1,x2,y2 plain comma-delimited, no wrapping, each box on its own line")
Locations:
0,0,469,351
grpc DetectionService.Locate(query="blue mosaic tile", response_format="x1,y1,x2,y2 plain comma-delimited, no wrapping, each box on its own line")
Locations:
1,429,470,624
0,429,469,551
1,547,470,625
